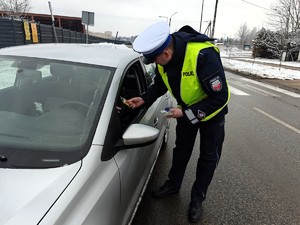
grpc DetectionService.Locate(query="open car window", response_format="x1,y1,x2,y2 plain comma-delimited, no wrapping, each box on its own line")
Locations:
117,61,148,131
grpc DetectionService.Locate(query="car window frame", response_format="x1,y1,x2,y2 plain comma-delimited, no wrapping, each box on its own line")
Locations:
101,59,150,161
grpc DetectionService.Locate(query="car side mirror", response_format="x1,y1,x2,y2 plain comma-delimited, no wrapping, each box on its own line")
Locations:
102,124,160,161
122,124,159,146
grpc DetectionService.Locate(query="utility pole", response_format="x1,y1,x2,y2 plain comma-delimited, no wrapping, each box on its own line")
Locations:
115,31,118,42
199,0,204,33
211,0,218,38
48,1,58,43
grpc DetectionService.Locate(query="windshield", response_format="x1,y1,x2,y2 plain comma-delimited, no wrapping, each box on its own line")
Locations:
0,56,113,168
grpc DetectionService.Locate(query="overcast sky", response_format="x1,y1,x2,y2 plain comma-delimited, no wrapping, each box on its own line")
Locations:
31,0,275,38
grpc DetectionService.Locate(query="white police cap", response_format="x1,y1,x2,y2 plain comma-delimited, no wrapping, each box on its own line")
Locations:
133,21,171,60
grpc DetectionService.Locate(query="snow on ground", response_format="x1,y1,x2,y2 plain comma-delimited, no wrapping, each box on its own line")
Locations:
220,50,300,80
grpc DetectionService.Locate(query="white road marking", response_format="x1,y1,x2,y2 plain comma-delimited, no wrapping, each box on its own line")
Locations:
254,107,300,135
231,80,280,97
244,84,280,97
229,86,250,96
241,78,300,98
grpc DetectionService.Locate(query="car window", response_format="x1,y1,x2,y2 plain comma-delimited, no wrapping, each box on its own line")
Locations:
117,61,147,130
144,63,156,86
0,55,114,168
0,59,18,88
37,64,52,78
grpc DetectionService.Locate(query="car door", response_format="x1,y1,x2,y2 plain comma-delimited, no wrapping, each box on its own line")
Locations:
112,60,170,225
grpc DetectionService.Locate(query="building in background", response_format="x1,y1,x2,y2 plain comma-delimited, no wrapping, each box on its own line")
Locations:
0,11,84,32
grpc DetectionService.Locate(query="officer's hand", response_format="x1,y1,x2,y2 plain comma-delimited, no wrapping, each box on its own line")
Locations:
127,97,145,109
168,107,183,118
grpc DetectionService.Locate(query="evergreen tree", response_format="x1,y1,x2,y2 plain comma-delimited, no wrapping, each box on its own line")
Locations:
252,28,282,59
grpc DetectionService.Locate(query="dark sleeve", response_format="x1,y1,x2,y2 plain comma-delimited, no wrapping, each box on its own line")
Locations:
140,67,168,107
182,47,229,123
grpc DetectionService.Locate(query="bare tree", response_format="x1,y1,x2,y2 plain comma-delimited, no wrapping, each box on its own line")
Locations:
0,0,31,18
267,0,300,39
236,23,250,46
247,27,258,45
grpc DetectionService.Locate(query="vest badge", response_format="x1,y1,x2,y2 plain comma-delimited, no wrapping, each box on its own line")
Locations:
209,76,222,92
182,71,194,77
197,110,206,119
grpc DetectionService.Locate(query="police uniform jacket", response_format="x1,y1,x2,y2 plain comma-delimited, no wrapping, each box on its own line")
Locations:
141,26,229,124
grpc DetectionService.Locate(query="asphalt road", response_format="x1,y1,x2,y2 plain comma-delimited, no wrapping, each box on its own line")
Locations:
132,72,300,225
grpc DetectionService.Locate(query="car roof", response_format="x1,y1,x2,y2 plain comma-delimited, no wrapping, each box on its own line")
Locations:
0,43,141,67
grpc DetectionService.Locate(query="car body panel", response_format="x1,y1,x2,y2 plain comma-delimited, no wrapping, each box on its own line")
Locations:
39,146,121,225
0,162,81,225
0,43,138,68
115,94,170,225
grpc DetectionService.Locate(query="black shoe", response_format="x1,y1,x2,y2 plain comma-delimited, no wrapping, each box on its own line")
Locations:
188,200,202,223
151,182,179,198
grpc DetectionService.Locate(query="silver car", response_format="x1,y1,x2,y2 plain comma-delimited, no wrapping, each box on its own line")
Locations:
0,43,172,225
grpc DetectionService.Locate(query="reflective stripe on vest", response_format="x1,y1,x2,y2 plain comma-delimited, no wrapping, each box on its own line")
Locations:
158,41,229,122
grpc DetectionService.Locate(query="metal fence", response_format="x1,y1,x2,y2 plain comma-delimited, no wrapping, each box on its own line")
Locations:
0,18,24,48
0,17,129,49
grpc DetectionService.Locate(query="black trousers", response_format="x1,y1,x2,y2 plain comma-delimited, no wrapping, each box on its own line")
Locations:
168,111,225,202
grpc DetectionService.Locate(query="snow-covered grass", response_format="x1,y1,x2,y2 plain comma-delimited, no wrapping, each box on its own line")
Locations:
220,50,300,80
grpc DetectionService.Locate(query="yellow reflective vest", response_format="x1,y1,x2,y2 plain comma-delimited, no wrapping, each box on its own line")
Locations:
157,41,230,122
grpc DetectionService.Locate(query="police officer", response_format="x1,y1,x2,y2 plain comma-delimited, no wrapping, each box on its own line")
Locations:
127,21,230,223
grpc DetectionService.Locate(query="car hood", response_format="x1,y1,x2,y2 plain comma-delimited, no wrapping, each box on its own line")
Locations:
0,162,81,225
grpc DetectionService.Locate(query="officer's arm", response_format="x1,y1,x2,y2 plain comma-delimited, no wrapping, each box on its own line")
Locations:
183,48,229,123
141,68,168,107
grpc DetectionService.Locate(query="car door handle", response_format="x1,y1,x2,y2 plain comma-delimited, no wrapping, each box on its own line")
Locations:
153,117,158,127
165,94,169,100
